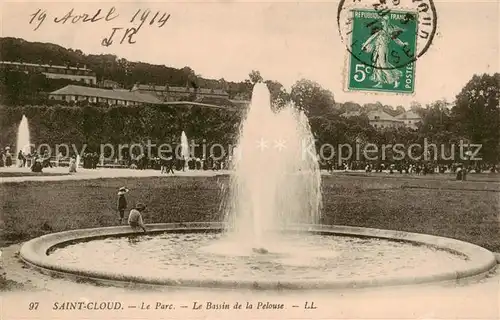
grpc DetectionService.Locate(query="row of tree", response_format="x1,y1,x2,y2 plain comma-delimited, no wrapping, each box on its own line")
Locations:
0,104,240,156
259,71,499,165
0,37,498,165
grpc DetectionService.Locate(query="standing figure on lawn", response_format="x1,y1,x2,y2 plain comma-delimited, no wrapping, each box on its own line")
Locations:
117,187,129,224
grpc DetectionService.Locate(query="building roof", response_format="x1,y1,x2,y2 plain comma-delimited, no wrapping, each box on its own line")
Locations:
163,101,237,111
395,110,422,120
50,85,163,104
0,60,93,72
341,110,400,121
133,84,228,96
366,110,401,122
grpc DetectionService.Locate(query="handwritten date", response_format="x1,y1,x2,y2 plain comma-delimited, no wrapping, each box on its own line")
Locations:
28,7,171,47
29,8,118,31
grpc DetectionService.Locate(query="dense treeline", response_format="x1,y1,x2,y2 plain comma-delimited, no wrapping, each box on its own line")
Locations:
0,104,241,156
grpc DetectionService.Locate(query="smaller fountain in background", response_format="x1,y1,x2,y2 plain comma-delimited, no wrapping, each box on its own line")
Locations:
181,131,190,170
16,115,31,168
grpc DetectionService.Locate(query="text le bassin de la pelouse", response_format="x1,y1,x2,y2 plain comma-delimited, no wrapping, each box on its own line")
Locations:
29,7,171,47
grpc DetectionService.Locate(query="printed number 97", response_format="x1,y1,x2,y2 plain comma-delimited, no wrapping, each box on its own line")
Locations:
29,302,39,310
353,64,372,82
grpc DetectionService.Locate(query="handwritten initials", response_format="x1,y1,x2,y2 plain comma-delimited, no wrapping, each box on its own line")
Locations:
101,27,140,47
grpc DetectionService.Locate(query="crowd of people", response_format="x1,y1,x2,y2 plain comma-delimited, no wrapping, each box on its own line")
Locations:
2,145,498,179
0,147,13,167
0,147,56,172
127,153,231,172
321,160,497,175
80,152,101,169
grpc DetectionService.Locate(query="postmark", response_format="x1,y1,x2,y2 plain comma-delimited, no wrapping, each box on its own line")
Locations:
337,0,437,93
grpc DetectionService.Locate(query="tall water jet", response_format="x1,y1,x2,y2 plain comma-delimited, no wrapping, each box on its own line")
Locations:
223,83,322,251
181,131,190,168
16,115,31,167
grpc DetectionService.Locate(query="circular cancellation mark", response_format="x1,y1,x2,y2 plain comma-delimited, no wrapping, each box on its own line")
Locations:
337,0,438,70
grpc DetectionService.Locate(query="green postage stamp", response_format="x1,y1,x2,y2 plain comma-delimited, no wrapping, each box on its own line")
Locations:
337,0,437,94
347,9,418,94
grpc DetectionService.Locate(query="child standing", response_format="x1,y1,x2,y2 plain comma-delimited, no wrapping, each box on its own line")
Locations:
117,187,129,224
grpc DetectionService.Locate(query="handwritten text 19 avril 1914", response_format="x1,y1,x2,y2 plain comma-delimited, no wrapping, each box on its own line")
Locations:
29,7,171,47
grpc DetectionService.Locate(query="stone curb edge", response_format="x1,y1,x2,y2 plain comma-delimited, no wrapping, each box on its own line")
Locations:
19,223,497,290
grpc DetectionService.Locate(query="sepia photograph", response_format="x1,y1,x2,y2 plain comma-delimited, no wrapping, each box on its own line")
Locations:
0,0,498,319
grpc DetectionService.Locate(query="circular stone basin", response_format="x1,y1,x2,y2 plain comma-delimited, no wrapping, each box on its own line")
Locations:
48,232,470,283
20,223,497,289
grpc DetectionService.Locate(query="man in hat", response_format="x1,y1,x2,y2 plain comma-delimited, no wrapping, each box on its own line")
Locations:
117,187,129,224
128,203,147,233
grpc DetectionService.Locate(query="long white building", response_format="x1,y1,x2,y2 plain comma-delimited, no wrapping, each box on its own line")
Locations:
0,61,97,85
341,109,422,130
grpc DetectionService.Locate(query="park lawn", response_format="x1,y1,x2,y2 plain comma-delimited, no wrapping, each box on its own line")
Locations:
0,174,499,252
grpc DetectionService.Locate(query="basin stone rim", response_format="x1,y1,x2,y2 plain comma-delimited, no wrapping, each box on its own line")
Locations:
19,222,497,290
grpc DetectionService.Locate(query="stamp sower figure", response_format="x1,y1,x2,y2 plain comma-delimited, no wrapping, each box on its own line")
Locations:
128,203,147,233
117,187,129,224
361,15,408,88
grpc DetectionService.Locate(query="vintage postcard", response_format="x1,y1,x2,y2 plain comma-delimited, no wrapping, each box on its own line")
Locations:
0,0,499,319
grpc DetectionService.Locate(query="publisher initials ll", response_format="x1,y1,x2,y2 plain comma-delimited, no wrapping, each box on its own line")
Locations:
304,301,317,309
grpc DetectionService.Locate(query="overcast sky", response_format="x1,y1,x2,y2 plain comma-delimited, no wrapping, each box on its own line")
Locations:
1,0,498,107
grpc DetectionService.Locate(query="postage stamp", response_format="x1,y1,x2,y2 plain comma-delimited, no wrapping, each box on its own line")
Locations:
337,0,438,94
348,9,418,93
